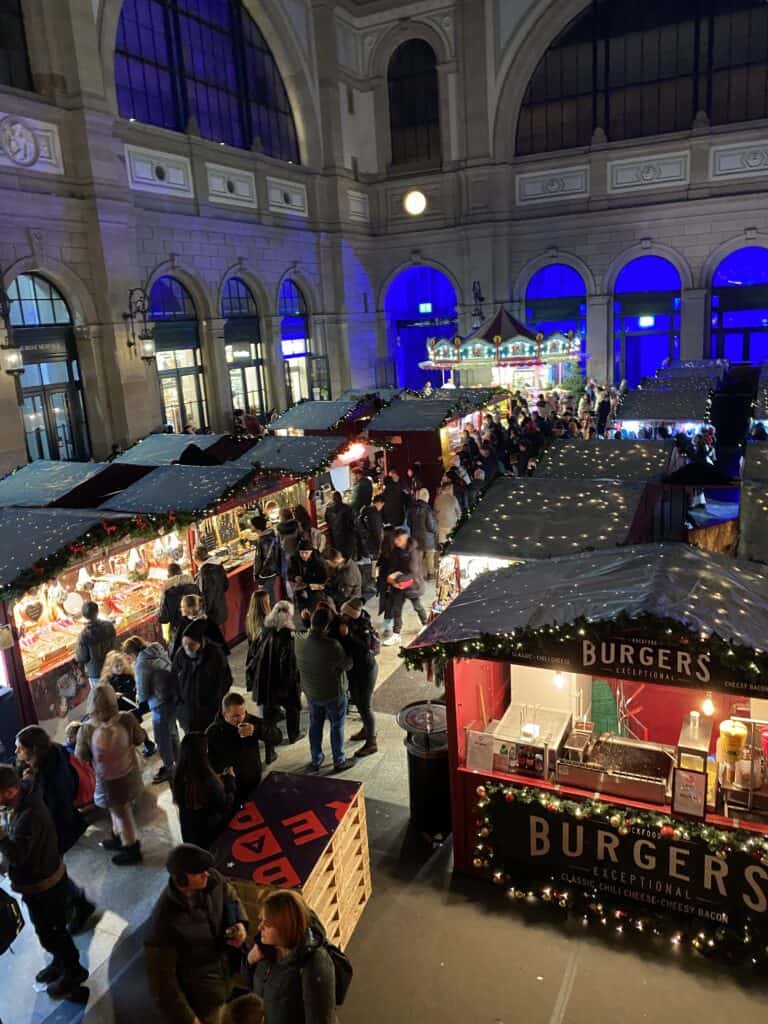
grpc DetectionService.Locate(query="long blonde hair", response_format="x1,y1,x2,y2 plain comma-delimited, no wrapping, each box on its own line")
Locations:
100,650,134,685
246,589,272,642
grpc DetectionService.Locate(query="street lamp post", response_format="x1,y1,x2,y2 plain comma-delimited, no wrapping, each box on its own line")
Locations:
123,287,157,362
0,266,25,401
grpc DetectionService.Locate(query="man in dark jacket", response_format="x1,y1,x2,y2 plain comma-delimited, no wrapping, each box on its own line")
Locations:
194,546,230,628
382,528,428,646
326,548,362,608
324,491,358,559
0,765,88,998
407,487,438,580
74,600,116,685
172,620,233,734
349,466,373,515
381,471,409,527
288,539,327,619
170,594,227,660
14,726,95,934
358,495,384,559
158,563,201,641
251,514,286,606
206,692,281,802
276,507,301,560
145,844,248,1024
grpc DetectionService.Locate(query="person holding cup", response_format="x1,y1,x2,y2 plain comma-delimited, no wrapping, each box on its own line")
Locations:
205,692,282,803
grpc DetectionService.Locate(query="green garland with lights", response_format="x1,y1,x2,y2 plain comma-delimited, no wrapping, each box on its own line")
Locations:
472,781,768,964
400,609,768,694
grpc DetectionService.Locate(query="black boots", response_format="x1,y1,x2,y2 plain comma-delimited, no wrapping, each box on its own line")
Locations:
112,841,142,866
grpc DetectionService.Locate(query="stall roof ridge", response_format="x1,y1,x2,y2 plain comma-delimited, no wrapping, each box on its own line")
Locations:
114,432,227,466
99,464,253,514
268,399,363,432
406,543,768,661
0,460,109,507
535,440,674,481
367,391,496,432
243,434,348,476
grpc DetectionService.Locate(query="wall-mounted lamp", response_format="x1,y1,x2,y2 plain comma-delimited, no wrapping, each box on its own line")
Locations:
123,287,156,363
0,269,24,388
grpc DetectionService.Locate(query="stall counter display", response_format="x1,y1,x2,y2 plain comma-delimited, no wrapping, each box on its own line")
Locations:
12,531,187,726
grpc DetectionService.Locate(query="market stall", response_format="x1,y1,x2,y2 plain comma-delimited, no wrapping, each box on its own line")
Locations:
269,398,372,437
0,458,153,510
614,387,713,439
753,365,768,431
418,307,584,391
114,432,227,466
737,442,768,562
535,440,675,481
640,359,728,392
405,543,768,952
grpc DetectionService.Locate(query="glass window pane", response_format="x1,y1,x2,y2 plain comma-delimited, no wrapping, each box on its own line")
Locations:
0,0,32,91
41,361,70,385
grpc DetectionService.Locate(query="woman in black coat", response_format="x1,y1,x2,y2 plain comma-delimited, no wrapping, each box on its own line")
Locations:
246,600,301,751
171,733,237,849
288,540,328,621
172,620,233,734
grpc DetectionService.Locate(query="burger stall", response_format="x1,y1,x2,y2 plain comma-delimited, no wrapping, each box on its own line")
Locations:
405,544,768,953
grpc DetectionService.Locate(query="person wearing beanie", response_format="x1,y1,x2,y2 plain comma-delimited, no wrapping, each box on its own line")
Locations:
288,537,327,620
145,844,248,1024
172,618,233,734
251,513,287,606
339,599,379,758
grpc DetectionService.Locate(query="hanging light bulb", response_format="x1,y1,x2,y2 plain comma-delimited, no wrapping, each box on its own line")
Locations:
701,692,715,717
553,672,565,689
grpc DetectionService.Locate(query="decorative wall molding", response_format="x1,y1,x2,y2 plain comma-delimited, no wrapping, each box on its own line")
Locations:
607,152,689,193
347,189,370,223
124,145,194,198
515,166,589,205
710,141,768,182
205,163,257,209
266,176,309,217
0,113,63,175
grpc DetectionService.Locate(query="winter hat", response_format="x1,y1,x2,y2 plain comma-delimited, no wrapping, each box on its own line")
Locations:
182,618,208,644
340,598,363,620
251,514,267,531
166,844,214,878
298,538,314,551
416,488,430,503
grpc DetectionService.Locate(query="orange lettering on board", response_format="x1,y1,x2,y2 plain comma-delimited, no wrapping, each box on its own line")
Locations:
325,800,351,822
282,811,328,846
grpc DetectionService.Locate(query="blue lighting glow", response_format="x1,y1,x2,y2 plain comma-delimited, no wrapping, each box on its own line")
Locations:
614,256,681,386
712,246,768,288
385,266,457,389
711,247,768,362
614,255,681,294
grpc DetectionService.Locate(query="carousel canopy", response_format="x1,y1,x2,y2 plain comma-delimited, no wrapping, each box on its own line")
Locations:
743,441,768,482
115,433,224,466
99,465,252,515
738,482,768,563
406,543,768,666
244,435,348,476
0,461,108,507
447,477,646,559
0,508,105,589
616,388,711,424
461,307,537,344
269,400,362,432
535,440,674,481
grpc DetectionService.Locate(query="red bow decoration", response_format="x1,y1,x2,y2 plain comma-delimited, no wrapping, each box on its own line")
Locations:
100,519,118,536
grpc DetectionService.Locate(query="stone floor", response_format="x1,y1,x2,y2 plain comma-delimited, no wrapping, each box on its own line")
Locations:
4,590,768,1023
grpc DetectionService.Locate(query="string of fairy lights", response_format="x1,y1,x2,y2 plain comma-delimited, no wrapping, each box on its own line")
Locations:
535,440,674,481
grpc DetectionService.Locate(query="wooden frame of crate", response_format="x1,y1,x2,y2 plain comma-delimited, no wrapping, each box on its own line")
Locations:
230,785,371,950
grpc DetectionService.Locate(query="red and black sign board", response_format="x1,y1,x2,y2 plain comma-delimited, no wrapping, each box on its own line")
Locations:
491,794,768,931
212,771,361,889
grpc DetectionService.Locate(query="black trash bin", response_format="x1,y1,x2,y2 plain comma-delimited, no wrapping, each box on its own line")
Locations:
396,700,452,839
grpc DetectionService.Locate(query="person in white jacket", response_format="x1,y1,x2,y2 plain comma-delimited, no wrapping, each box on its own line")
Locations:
434,480,462,544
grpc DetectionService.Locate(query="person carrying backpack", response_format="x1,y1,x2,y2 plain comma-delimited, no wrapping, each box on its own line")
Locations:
75,683,147,866
248,888,350,1024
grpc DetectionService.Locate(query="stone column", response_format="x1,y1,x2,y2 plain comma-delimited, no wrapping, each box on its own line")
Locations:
586,294,611,384
266,316,289,413
680,288,709,362
200,317,232,433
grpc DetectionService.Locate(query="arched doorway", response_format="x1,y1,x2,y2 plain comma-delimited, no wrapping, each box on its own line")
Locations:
149,275,208,432
384,266,458,390
8,273,91,462
613,256,681,387
387,39,441,168
222,277,268,420
710,247,768,364
279,279,329,403
525,264,587,376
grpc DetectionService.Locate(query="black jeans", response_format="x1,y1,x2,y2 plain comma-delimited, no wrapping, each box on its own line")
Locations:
25,874,82,972
265,705,301,744
390,590,428,633
351,663,378,739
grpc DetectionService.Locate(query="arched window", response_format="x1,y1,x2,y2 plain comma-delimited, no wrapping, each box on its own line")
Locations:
115,0,300,162
8,274,91,462
383,266,457,390
388,40,441,168
222,277,268,420
149,275,208,432
526,264,587,381
711,247,768,364
613,256,681,386
278,279,328,402
517,0,768,156
0,0,32,91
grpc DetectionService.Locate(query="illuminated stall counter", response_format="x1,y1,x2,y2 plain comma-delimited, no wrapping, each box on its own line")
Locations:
406,544,768,950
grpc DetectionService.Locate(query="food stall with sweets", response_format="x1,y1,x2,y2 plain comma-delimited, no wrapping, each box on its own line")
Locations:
246,434,381,528
405,543,768,955
367,392,502,496
434,476,652,614
100,464,305,646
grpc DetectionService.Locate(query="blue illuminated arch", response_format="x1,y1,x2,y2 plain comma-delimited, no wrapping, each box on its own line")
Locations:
115,0,300,162
525,264,586,301
711,246,768,363
384,265,458,389
615,256,681,294
614,257,681,386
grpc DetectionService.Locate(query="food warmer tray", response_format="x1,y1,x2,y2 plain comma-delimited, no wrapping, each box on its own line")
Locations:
556,733,676,805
